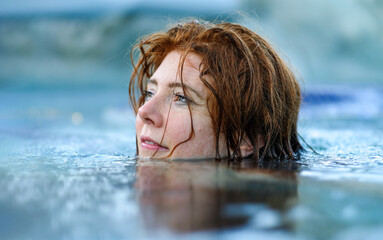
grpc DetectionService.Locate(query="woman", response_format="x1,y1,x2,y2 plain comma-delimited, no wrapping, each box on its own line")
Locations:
129,20,302,161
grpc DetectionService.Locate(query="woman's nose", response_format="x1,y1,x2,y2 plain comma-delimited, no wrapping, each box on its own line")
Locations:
137,98,163,127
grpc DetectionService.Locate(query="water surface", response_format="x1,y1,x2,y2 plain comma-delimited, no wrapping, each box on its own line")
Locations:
1,86,383,240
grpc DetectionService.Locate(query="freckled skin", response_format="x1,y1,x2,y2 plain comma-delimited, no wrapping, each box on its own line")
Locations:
135,51,226,159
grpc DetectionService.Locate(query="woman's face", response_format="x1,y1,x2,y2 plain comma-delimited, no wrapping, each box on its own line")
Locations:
135,51,226,159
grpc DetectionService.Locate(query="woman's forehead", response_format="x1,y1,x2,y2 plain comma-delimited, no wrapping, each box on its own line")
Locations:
151,51,205,88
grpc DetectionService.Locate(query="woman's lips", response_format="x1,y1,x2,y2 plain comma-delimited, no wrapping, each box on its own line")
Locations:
140,136,168,151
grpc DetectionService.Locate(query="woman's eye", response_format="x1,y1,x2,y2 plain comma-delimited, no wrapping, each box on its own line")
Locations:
143,90,154,101
174,93,190,104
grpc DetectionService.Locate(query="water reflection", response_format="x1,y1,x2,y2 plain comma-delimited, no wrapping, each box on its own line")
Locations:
135,158,300,232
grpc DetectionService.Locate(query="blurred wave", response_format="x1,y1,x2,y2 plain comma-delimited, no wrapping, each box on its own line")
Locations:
245,0,383,85
0,0,382,89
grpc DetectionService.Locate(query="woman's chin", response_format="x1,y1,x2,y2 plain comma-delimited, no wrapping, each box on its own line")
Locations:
138,149,168,158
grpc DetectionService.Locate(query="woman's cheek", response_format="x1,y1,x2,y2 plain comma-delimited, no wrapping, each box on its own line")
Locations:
167,114,192,140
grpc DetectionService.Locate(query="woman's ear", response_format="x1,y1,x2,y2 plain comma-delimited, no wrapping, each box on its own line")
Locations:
239,135,253,157
239,134,265,157
240,143,253,157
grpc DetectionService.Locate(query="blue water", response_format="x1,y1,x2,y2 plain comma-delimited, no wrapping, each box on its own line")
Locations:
1,85,383,240
1,1,383,238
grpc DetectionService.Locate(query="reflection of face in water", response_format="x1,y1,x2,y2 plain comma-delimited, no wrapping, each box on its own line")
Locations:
135,159,299,232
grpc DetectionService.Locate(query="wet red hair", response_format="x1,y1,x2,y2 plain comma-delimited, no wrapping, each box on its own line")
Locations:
129,20,302,161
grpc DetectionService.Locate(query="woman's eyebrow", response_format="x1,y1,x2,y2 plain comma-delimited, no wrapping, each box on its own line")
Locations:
147,78,157,86
148,77,203,99
168,82,202,100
